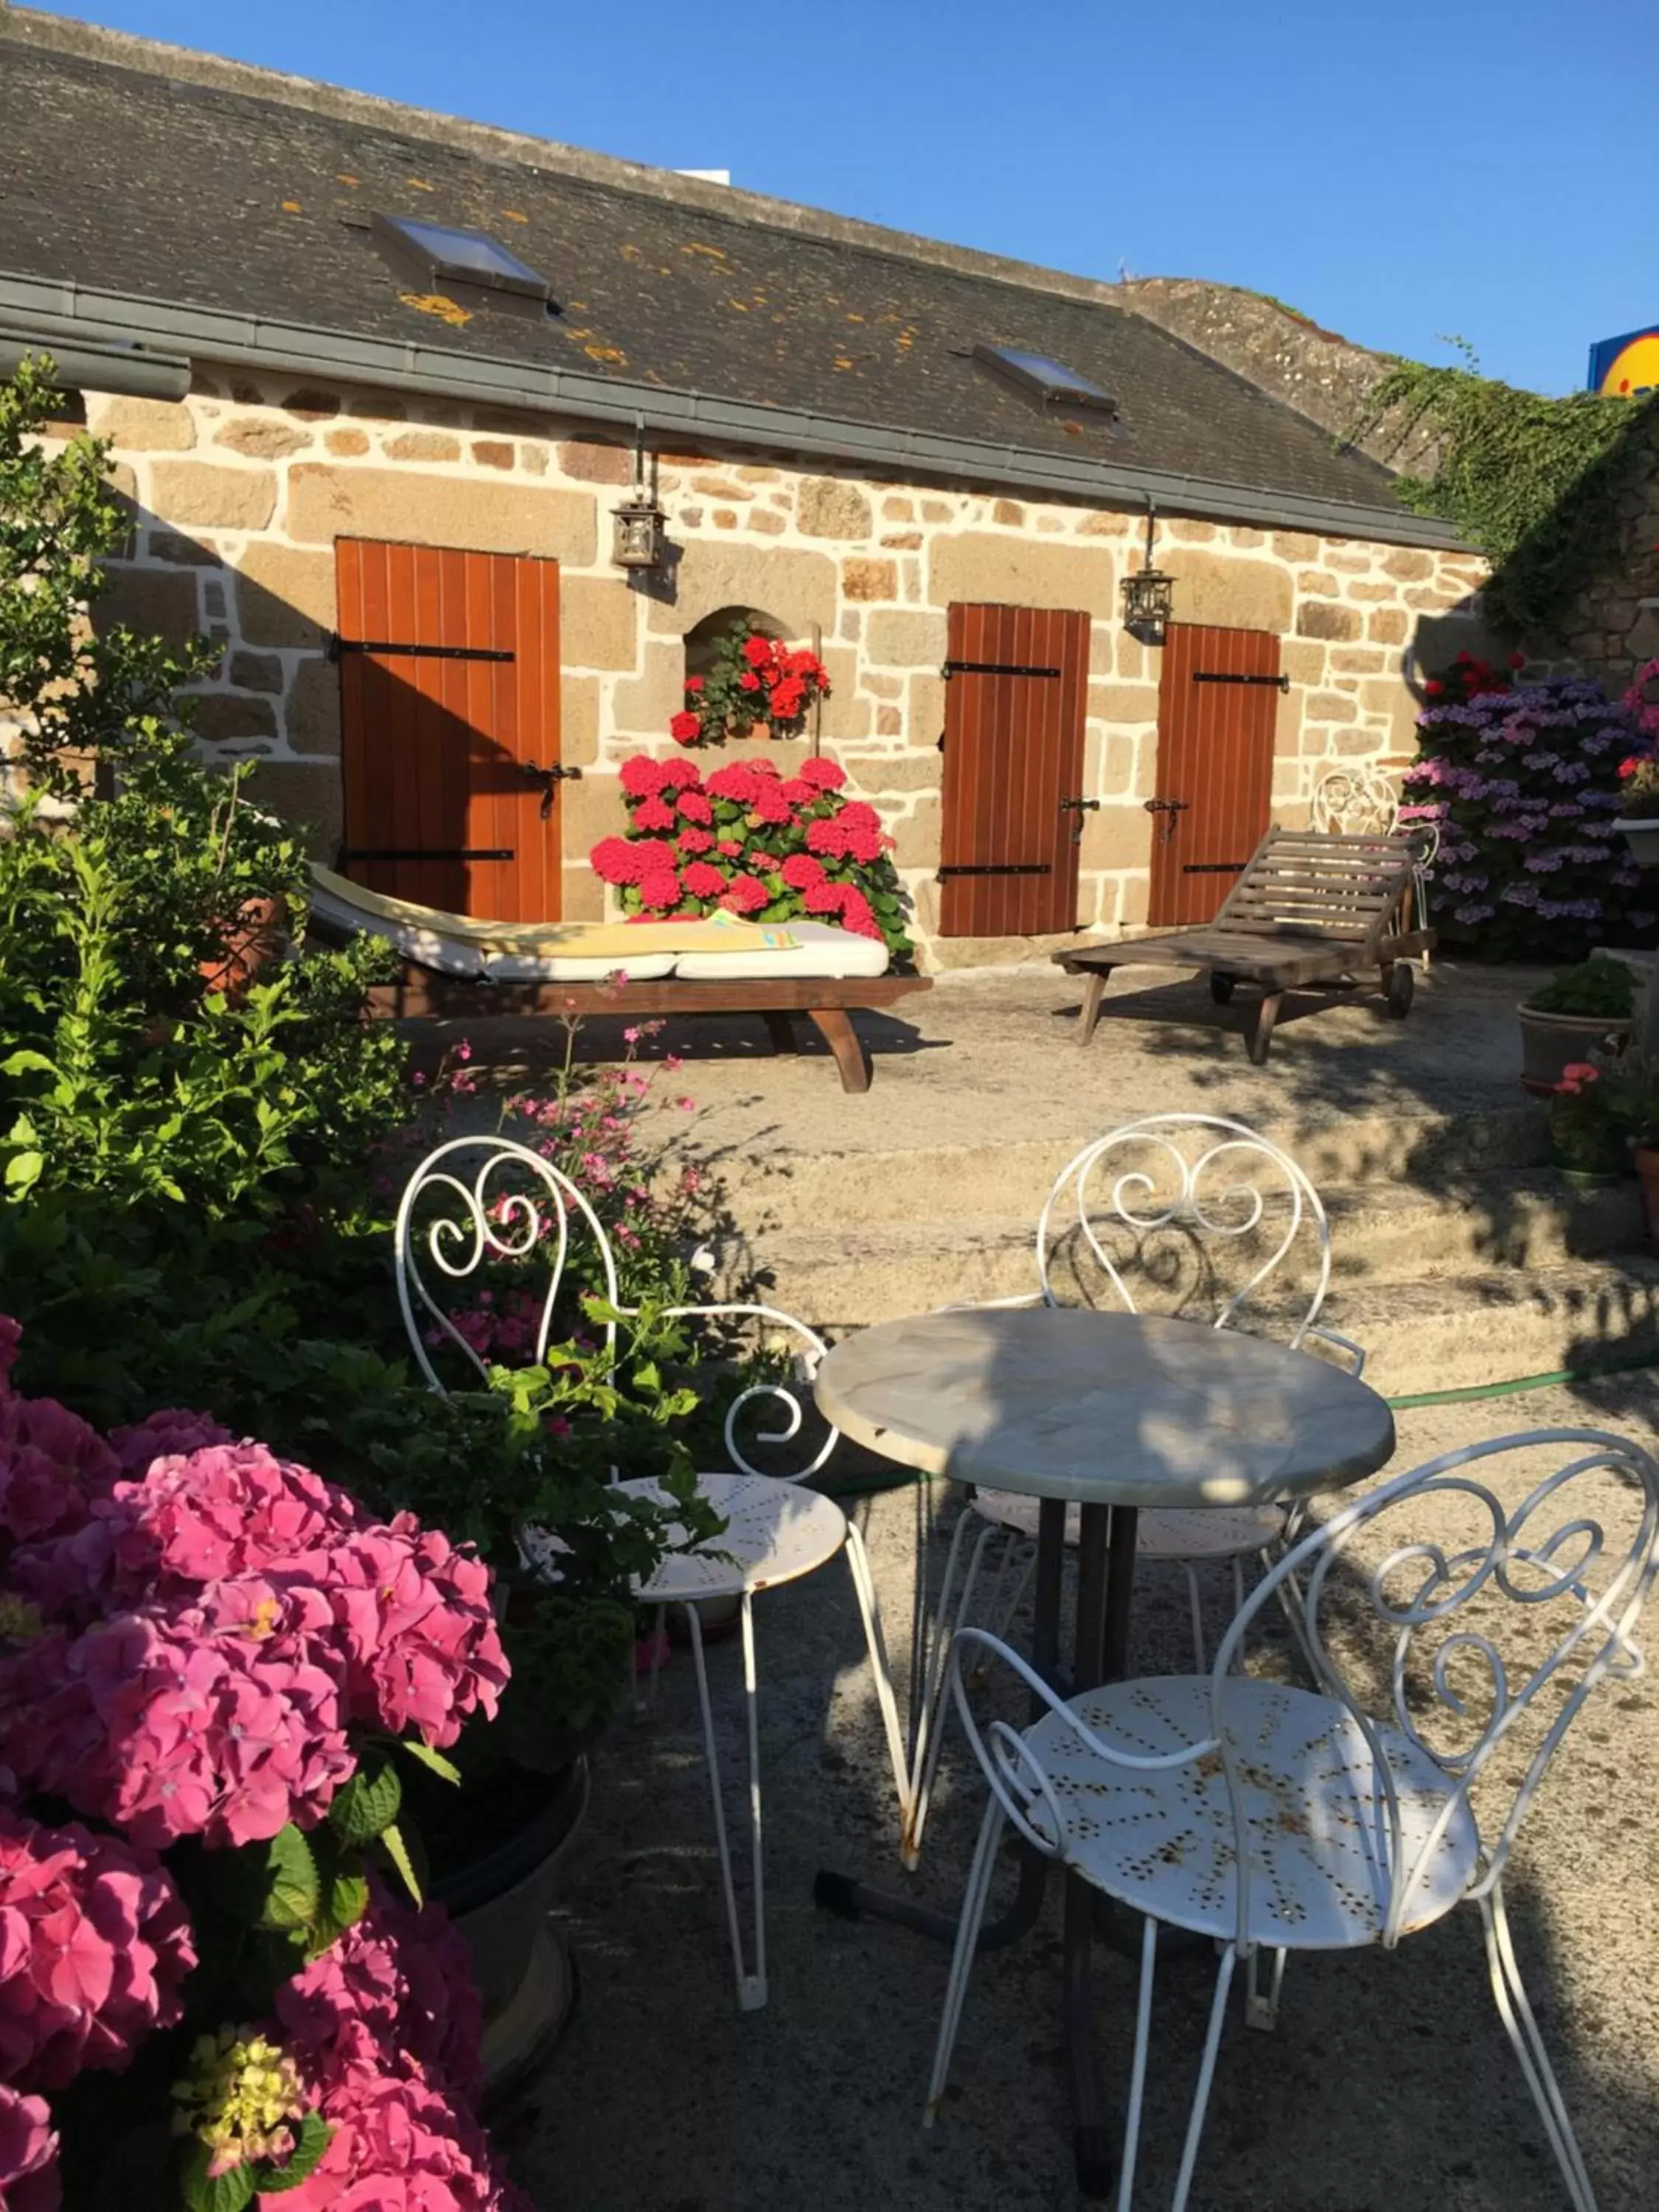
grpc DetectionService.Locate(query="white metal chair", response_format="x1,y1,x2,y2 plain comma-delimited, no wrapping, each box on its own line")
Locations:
1312,762,1438,969
925,1427,1658,2211
905,1113,1364,1866
394,1135,909,2011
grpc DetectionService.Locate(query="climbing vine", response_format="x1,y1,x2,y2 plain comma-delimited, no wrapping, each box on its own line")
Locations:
1350,347,1654,638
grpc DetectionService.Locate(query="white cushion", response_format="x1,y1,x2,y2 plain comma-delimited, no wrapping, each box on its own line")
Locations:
674,919,889,981
481,948,678,982
308,882,488,978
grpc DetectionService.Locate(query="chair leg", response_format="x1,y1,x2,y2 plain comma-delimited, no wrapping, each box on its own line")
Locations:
906,1514,998,1871
1244,1944,1287,2032
1183,1565,1206,1673
922,1797,1005,2126
1170,1944,1237,2212
685,1596,768,2011
842,1518,911,1829
1481,1888,1599,2211
1075,966,1110,1046
1248,990,1284,1065
1116,1913,1158,2212
987,1537,1037,1650
1229,1555,1248,1674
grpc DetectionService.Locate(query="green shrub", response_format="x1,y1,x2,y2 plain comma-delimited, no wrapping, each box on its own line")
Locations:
1523,957,1638,1019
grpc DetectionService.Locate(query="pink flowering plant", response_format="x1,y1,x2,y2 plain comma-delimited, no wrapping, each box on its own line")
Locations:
1404,658,1658,959
0,1329,527,2212
592,750,912,960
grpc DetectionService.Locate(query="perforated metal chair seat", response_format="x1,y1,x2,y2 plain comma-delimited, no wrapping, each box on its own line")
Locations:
622,1472,851,1604
1025,1674,1478,1951
969,1487,1285,1560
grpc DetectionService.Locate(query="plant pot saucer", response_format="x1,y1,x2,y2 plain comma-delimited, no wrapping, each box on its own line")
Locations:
1555,1165,1622,1190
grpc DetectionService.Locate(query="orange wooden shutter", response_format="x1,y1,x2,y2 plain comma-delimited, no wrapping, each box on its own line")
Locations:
1147,623,1281,928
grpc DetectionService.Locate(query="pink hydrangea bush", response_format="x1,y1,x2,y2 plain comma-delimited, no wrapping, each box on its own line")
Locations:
591,751,911,959
0,1326,524,2210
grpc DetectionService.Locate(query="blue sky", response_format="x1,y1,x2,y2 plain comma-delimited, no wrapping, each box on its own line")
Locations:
45,0,1659,396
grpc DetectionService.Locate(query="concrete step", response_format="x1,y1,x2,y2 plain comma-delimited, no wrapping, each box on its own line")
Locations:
711,1104,1553,1239
735,1175,1646,1335
1313,1259,1659,1397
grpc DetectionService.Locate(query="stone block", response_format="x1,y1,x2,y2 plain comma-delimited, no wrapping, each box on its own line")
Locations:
86,394,195,451
863,609,947,669
216,418,310,460
1099,734,1138,795
229,650,284,694
560,865,605,922
908,672,945,747
928,533,1116,618
93,565,201,647
1088,682,1161,726
560,674,601,767
1161,549,1293,632
285,657,341,756
325,428,370,457
1348,582,1395,603
649,543,837,640
240,759,342,858
1309,691,1358,722
1078,509,1135,539
557,438,633,484
610,644,684,738
286,467,597,564
149,532,221,568
750,509,785,536
472,441,515,471
1079,803,1150,872
559,773,627,856
282,389,341,421
1089,624,1115,676
1271,532,1319,561
1328,647,1386,674
891,794,941,867
1295,601,1360,641
1368,608,1408,645
192,692,278,745
1298,571,1340,596
382,431,462,463
846,752,939,795
232,543,337,649
1384,549,1435,581
1119,872,1150,928
149,460,276,532
1281,639,1326,686
561,576,639,671
843,557,897,602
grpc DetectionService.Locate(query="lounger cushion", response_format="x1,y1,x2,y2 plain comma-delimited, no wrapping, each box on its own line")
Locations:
674,919,889,981
481,947,678,982
308,875,490,978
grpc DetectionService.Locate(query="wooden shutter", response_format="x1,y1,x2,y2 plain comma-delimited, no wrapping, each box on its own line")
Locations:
937,602,1090,937
337,538,561,924
1147,622,1282,928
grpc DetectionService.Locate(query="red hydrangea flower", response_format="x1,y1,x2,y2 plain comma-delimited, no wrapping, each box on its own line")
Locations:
720,874,769,915
630,796,678,832
716,839,744,858
748,785,793,826
779,853,825,892
804,817,849,859
618,756,667,799
0,2086,58,2212
669,712,703,747
636,870,684,911
676,827,714,855
275,2067,529,2212
0,1389,119,1556
803,881,849,917
680,862,726,900
797,757,846,792
676,790,713,824
277,1885,481,2105
0,1806,195,2091
779,778,815,806
590,836,646,886
706,764,759,804
655,757,704,792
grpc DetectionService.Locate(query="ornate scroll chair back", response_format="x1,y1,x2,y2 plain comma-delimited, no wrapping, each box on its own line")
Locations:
928,1428,1659,2210
1034,1113,1344,1361
394,1135,622,1394
1311,763,1399,838
656,1294,840,1486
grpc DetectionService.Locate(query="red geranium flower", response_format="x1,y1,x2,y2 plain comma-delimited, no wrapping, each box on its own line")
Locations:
684,675,706,694
669,711,704,745
738,672,762,694
1509,653,1526,669
1425,679,1444,696
742,634,775,669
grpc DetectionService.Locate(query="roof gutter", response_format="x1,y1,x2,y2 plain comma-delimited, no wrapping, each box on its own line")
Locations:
0,314,190,400
0,271,1469,551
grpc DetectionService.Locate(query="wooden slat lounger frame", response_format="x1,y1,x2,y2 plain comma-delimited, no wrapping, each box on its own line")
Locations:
360,964,933,1094
1053,827,1435,1065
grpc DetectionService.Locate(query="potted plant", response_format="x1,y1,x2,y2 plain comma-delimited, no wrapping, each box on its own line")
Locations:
1616,751,1659,868
1517,958,1638,1096
1545,1060,1626,1188
1604,1050,1659,1251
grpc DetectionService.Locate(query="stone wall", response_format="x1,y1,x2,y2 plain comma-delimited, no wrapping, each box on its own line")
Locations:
68,375,1486,968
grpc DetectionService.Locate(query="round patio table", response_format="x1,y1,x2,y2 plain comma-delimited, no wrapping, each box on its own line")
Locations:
811,1304,1395,2198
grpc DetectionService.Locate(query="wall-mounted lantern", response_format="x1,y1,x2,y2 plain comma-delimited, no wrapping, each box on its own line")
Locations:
1120,495,1175,644
611,421,667,571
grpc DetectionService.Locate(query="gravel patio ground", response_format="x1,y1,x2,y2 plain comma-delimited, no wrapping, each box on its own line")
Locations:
506,1372,1659,2212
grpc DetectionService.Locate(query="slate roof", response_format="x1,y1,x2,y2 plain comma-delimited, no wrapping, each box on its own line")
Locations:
0,13,1411,522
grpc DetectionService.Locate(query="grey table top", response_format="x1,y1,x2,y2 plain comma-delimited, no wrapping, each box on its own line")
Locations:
814,1307,1395,1508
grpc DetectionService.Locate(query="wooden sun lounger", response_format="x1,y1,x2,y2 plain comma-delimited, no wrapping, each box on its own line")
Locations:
1054,827,1435,1065
362,967,932,1093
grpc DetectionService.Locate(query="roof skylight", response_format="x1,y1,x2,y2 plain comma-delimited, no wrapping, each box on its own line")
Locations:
371,212,551,302
972,343,1117,414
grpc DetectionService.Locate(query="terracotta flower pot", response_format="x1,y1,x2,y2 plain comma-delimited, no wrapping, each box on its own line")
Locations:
1517,1004,1632,1097
198,893,287,1002
1636,1144,1659,1255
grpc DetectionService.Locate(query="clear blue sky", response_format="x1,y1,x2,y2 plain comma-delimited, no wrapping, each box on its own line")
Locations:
44,0,1659,397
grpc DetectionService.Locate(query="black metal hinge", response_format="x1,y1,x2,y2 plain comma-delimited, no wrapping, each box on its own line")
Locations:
942,661,1062,680
937,863,1051,878
1192,669,1290,692
327,636,515,664
342,848,515,863
1183,862,1248,874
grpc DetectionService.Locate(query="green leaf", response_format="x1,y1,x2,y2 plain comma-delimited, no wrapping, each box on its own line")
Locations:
327,1753,402,1843
397,1736,462,1786
4,1152,43,1192
305,1867,369,1956
379,1817,422,1905
0,1048,58,1077
255,1823,321,1932
179,2141,257,2212
254,2112,333,2195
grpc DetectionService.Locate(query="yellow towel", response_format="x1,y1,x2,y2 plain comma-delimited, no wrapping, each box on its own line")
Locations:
309,866,797,956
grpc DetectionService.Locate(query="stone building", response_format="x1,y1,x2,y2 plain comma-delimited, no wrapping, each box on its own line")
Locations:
0,5,1486,968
